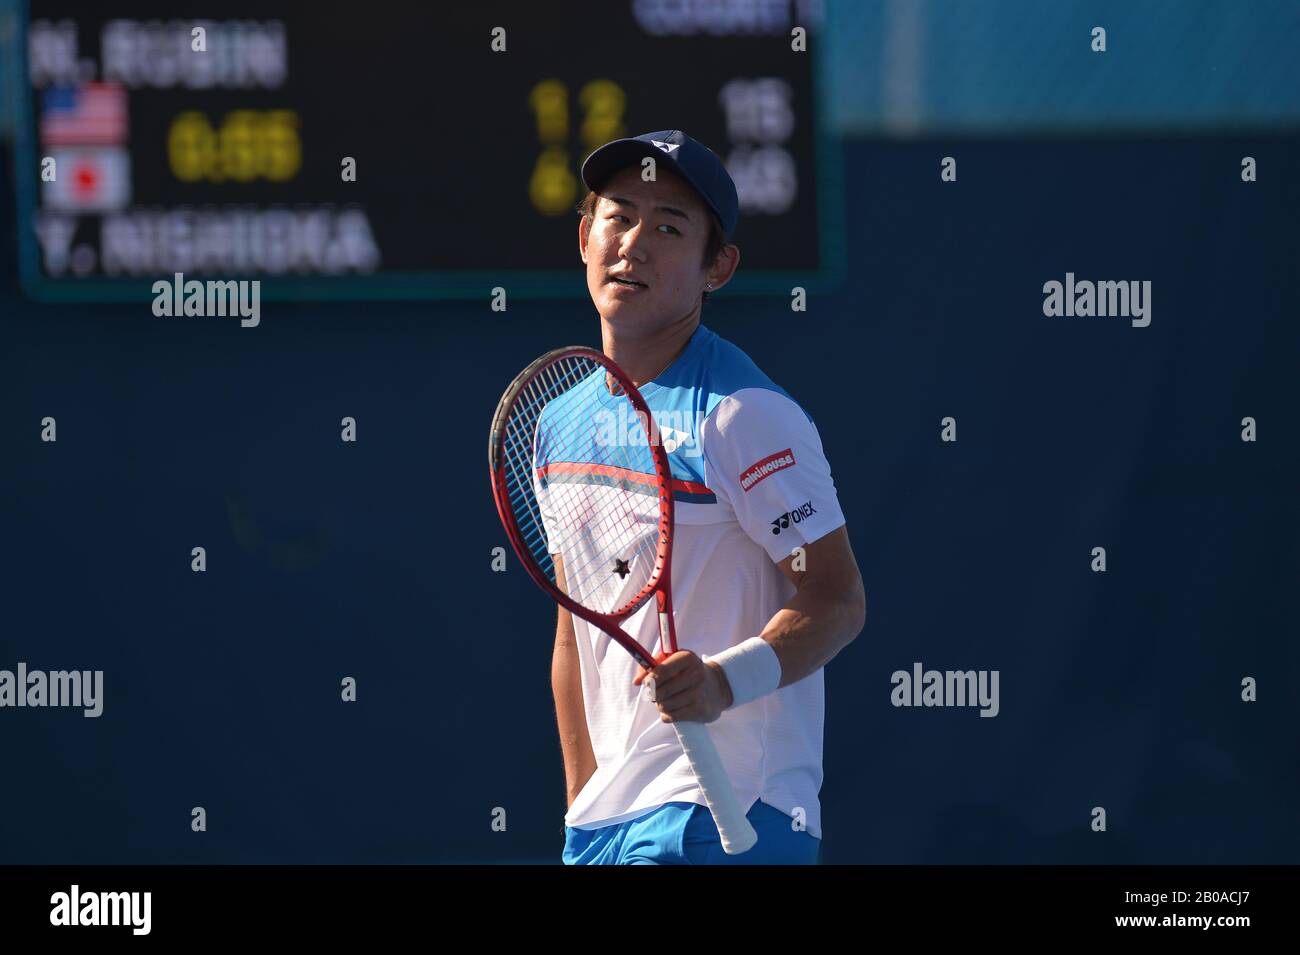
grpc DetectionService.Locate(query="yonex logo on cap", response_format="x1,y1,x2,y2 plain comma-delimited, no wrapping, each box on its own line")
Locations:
739,449,795,492
651,139,681,155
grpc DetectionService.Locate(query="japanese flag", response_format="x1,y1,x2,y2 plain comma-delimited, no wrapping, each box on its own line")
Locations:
42,147,132,212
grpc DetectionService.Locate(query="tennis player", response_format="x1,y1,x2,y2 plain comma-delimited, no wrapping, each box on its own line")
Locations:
553,129,866,864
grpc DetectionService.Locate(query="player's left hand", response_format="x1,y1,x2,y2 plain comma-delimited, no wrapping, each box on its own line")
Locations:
634,650,733,724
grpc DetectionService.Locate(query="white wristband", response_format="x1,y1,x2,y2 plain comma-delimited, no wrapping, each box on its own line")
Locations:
703,637,782,709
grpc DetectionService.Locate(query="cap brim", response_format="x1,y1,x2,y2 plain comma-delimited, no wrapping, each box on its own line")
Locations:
581,139,675,193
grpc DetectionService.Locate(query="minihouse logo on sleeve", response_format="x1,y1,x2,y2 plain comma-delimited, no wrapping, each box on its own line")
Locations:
739,448,795,492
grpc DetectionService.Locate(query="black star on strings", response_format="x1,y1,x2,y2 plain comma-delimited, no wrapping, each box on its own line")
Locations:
613,558,630,579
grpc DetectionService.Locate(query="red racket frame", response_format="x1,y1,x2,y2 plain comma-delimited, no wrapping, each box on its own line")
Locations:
489,346,678,670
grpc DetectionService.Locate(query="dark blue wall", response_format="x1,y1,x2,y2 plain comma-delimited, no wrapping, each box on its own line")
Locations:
2,135,1297,863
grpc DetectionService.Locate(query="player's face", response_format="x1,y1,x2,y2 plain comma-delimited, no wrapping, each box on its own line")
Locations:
581,166,714,329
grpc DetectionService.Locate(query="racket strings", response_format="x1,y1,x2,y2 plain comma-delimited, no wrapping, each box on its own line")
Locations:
530,360,656,603
498,355,664,615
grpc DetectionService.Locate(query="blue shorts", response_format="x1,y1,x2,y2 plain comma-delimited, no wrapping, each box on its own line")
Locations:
562,800,821,865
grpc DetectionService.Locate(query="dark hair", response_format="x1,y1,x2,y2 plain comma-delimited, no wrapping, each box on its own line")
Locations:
577,188,727,303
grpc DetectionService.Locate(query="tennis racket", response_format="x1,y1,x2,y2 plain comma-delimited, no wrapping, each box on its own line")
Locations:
488,345,758,855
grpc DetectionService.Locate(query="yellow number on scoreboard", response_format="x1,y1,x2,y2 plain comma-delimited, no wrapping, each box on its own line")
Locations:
529,145,578,216
167,110,302,183
168,111,218,183
526,79,626,216
262,110,301,181
577,80,626,150
221,110,258,181
529,79,568,146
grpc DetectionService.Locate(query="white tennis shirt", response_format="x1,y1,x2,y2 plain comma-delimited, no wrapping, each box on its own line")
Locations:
536,324,846,838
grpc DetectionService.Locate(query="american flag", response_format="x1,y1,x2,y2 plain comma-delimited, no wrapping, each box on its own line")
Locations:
40,82,129,146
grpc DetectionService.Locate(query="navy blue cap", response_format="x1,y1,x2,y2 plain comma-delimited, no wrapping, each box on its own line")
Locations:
581,129,739,241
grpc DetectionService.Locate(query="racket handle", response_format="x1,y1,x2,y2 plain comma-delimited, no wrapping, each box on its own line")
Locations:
671,720,758,855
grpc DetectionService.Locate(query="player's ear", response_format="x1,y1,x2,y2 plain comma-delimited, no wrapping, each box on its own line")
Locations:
706,243,740,293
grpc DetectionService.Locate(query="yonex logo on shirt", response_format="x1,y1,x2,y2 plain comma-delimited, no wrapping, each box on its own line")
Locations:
739,449,795,492
770,500,816,535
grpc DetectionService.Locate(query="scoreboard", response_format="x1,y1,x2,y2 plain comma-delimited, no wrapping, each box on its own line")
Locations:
12,0,841,301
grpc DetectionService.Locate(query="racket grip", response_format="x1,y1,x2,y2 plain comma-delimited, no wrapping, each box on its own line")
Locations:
671,720,758,855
